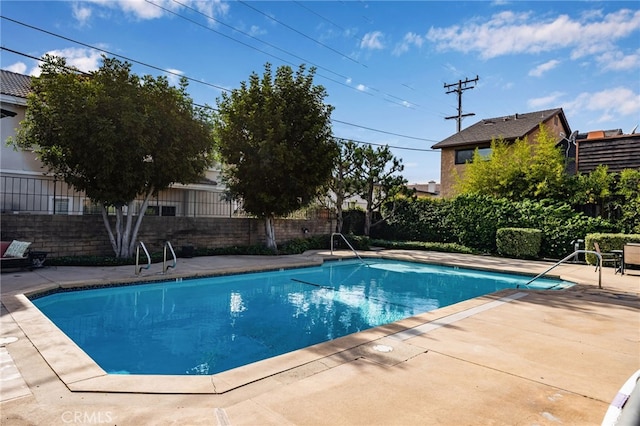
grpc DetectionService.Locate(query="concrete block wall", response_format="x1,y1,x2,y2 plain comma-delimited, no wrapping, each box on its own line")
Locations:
1,214,333,257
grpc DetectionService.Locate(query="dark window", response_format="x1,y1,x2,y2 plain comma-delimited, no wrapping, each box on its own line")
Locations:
455,147,491,164
161,206,176,216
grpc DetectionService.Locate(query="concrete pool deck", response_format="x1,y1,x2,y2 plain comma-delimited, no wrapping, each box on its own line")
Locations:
1,249,638,425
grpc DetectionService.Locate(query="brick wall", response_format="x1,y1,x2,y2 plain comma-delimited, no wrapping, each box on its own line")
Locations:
1,214,334,257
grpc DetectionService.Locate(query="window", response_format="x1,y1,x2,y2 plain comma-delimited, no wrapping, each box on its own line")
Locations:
455,147,492,164
49,197,71,215
161,206,176,216
145,205,177,216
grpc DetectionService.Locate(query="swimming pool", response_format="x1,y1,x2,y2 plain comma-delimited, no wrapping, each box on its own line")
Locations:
31,259,572,376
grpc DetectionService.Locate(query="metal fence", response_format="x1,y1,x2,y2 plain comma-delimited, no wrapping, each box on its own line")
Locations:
0,175,243,217
0,175,328,220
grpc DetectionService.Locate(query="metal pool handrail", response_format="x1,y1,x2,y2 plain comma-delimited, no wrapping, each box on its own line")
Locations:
518,250,602,289
135,241,151,275
163,241,177,274
330,232,367,265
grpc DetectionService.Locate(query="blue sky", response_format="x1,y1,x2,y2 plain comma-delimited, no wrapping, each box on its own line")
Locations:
2,1,639,184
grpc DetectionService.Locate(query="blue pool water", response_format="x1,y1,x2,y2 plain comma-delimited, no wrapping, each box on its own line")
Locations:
32,259,572,376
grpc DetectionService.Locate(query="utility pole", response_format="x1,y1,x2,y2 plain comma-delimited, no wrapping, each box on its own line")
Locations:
444,76,479,132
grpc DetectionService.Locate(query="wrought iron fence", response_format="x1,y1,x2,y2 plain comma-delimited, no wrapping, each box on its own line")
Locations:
0,175,329,220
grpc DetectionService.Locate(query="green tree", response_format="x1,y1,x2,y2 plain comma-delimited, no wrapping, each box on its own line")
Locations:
455,124,568,201
613,168,640,233
319,139,360,232
214,63,338,251
352,144,411,236
570,165,614,216
11,56,215,258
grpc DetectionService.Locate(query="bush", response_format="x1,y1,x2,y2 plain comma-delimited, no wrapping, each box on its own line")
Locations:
584,233,640,265
441,194,516,252
369,239,475,254
496,228,542,259
512,200,618,259
383,198,453,243
382,195,618,259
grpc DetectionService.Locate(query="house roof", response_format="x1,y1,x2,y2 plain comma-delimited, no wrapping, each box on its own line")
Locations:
431,108,569,149
0,69,32,99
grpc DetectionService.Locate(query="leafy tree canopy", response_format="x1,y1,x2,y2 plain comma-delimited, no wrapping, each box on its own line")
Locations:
351,144,412,236
11,55,215,257
455,124,569,201
318,139,360,232
214,63,338,250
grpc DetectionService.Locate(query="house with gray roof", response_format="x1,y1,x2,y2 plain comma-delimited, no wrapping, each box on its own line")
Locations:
431,108,571,197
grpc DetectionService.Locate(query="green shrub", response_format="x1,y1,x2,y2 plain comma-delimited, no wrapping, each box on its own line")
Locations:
441,194,516,252
369,239,475,254
511,199,617,259
382,195,618,259
584,233,640,265
496,228,542,259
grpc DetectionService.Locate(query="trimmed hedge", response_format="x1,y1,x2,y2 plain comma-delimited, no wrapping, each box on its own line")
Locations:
584,233,640,265
369,239,475,254
496,228,542,259
383,195,618,259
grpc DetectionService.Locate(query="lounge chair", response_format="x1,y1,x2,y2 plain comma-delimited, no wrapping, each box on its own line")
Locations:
593,242,621,273
1,240,32,271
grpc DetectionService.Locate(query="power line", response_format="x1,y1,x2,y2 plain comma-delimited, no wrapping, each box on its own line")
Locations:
154,0,351,81
292,1,362,43
0,15,231,94
237,0,365,68
2,46,437,148
4,13,418,112
158,1,419,109
331,119,436,142
334,137,439,153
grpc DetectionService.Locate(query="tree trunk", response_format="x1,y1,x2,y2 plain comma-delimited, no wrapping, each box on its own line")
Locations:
364,208,372,236
335,197,344,233
264,215,278,252
363,180,375,236
101,192,153,258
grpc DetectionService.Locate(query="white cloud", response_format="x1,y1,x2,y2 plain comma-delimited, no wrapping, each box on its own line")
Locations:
165,68,184,86
393,32,424,56
82,0,228,21
597,49,640,71
248,25,266,37
528,59,560,77
527,91,565,109
360,31,385,50
36,48,103,74
426,8,640,63
72,3,93,25
356,84,367,92
3,62,28,74
566,87,640,121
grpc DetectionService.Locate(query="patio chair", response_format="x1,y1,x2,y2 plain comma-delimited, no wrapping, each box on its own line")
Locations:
593,242,621,273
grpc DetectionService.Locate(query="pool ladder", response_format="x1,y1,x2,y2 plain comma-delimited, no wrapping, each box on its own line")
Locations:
518,250,602,289
135,241,177,275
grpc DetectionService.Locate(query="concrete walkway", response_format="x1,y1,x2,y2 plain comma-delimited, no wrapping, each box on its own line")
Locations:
1,250,638,425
